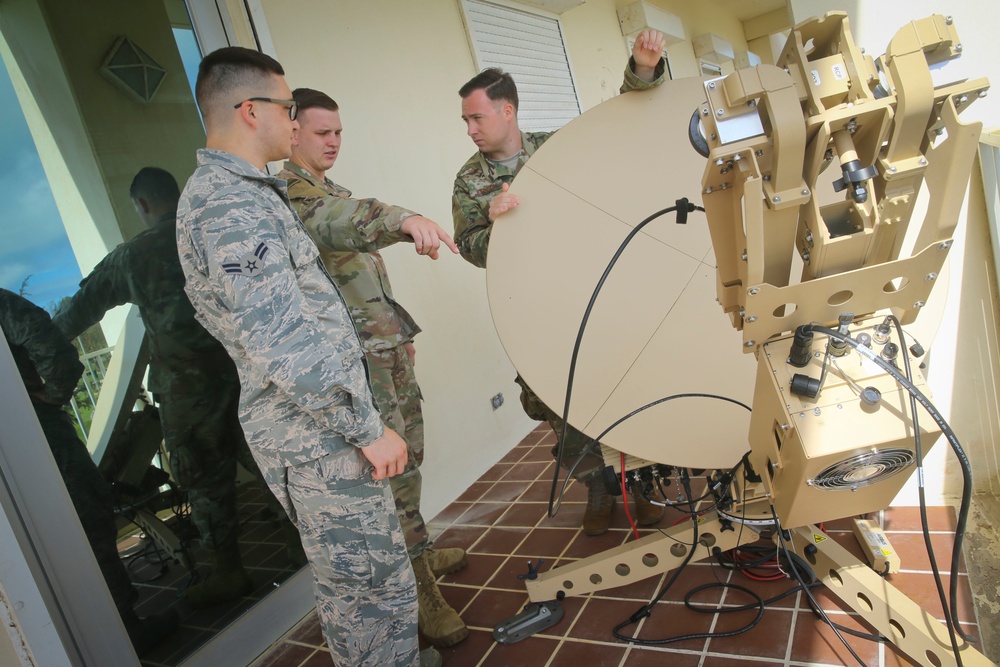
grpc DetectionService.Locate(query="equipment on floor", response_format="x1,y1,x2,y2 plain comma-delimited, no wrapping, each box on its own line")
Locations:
487,11,991,666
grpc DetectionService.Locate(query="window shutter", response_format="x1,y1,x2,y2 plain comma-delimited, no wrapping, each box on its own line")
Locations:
462,0,581,132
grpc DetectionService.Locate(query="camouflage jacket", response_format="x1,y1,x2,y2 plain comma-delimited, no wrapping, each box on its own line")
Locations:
52,214,237,396
278,161,420,352
452,56,667,268
0,288,83,407
176,149,384,471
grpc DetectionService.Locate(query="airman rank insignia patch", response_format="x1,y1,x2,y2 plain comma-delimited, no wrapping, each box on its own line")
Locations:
223,242,269,277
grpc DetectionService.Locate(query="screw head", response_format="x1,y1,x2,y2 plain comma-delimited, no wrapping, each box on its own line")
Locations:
913,301,925,308
938,241,952,250
888,165,897,172
715,157,725,166
702,108,710,116
956,43,963,53
748,287,760,296
772,196,781,203
801,188,809,196
708,81,716,89
716,108,725,117
704,186,714,194
918,157,928,166
980,90,988,99
745,340,756,347
747,315,757,323
925,272,937,281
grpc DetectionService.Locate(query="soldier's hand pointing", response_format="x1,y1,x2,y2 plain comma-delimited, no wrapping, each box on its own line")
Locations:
400,215,460,260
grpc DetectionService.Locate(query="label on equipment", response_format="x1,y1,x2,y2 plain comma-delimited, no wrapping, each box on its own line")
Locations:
811,70,821,85
831,63,847,80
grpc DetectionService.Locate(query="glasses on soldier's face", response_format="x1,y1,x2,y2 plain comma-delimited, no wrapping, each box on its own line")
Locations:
233,97,299,121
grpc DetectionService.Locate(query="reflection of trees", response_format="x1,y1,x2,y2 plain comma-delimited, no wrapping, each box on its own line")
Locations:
48,294,111,442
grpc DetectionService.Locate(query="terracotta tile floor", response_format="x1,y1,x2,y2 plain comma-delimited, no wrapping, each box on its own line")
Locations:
251,425,979,667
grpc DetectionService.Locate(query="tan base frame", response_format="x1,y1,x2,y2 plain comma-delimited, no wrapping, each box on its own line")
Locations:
783,524,994,667
524,508,996,666
524,510,761,601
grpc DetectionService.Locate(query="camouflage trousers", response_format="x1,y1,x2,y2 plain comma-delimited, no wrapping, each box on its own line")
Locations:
158,375,278,552
35,404,136,616
367,346,428,558
287,448,418,666
515,375,605,483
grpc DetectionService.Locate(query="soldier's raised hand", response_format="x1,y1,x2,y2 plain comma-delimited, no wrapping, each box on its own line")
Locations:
400,215,460,260
632,29,666,73
488,182,519,222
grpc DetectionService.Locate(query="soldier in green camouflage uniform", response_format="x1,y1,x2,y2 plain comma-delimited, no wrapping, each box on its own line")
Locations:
0,288,177,655
278,87,468,649
452,31,668,536
53,167,300,610
177,48,436,667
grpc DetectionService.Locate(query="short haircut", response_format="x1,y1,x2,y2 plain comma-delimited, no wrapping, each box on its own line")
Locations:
458,68,519,112
195,47,285,123
292,88,339,113
130,167,180,207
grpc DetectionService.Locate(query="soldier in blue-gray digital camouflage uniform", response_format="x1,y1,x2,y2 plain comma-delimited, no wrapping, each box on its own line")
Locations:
279,86,467,649
453,30,669,537
176,47,436,667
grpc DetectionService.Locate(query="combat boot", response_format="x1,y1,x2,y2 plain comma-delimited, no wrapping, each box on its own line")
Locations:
582,478,615,536
413,550,469,647
425,546,467,577
122,608,179,656
632,482,664,526
420,647,443,667
185,546,254,609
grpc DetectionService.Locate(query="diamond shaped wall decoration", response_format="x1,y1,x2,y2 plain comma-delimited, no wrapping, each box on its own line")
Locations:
100,36,166,105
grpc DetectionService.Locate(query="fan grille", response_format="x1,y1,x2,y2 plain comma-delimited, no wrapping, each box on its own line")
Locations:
809,448,915,491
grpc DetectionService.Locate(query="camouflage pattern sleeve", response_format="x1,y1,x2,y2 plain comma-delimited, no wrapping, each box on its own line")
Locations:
0,288,84,406
292,190,415,254
451,172,492,269
620,55,668,93
52,245,132,340
188,209,384,448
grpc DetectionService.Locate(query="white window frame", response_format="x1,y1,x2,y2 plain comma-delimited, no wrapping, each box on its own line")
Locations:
459,0,584,132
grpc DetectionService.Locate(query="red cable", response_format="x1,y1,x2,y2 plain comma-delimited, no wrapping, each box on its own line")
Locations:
621,453,639,539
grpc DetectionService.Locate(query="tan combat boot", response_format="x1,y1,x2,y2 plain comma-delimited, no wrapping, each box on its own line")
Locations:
424,546,467,577
412,550,469,647
185,546,254,609
632,482,665,527
582,478,615,536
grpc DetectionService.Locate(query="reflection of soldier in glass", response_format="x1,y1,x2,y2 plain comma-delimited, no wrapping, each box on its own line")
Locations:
0,288,177,654
53,168,303,610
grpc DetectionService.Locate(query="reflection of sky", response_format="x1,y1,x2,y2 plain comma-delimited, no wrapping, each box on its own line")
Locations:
0,63,81,310
0,29,202,312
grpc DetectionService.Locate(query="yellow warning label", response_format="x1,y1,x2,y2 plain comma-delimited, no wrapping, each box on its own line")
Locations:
813,534,827,544
881,549,894,556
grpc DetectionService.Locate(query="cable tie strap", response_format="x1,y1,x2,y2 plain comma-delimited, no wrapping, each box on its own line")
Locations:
629,606,652,623
676,197,691,224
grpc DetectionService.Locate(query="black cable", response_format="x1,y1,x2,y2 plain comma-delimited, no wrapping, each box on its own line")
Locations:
613,470,702,643
885,315,976,646
807,323,977,654
770,507,869,666
548,201,704,517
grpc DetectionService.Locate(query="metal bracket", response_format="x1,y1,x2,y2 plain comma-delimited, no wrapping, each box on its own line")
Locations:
492,601,564,645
